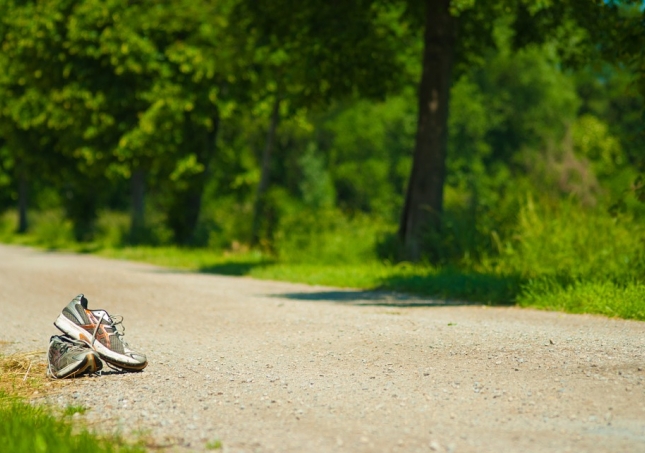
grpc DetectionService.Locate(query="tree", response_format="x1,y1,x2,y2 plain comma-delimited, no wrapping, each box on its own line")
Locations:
600,1,645,201
235,0,406,245
0,0,81,234
398,0,612,260
0,0,245,243
399,0,454,260
63,0,242,244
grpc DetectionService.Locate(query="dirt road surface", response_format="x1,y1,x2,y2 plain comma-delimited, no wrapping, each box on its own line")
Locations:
1,244,644,453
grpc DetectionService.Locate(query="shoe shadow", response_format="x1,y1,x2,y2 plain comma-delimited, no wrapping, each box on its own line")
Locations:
95,368,143,377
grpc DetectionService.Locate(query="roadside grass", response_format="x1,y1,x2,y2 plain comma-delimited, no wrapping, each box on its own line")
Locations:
0,351,143,453
1,199,644,321
518,278,645,320
0,350,52,399
0,394,145,453
205,439,223,450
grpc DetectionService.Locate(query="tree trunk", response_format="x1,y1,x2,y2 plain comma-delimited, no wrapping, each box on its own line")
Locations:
252,95,281,245
17,173,28,234
169,113,220,245
130,167,145,243
186,115,220,244
399,0,455,261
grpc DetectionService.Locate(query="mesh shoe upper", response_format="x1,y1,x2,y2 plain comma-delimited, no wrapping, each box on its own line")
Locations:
47,335,102,379
55,294,147,371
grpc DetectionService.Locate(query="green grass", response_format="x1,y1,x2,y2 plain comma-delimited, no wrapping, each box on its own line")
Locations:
0,394,144,453
62,405,88,417
518,278,645,319
53,245,645,320
205,439,223,450
0,352,142,453
1,199,644,321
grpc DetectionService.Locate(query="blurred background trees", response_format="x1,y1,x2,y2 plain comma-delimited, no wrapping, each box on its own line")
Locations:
0,0,643,271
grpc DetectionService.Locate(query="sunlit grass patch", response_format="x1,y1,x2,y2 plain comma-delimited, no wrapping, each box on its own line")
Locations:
0,393,144,453
1,196,644,321
62,405,88,417
518,279,645,320
96,245,269,273
206,439,223,450
0,349,144,453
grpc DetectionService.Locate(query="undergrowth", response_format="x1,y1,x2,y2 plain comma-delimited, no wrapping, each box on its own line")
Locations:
1,195,644,321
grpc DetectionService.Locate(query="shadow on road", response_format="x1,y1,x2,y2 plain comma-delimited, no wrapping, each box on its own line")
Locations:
272,290,482,307
274,270,520,307
148,258,519,307
199,261,267,276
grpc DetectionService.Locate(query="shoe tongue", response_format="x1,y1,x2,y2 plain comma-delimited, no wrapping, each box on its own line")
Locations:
79,295,89,309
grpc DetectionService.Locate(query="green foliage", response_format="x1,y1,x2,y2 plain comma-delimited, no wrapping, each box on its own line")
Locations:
320,94,415,219
297,144,336,210
495,197,644,281
273,208,389,265
0,394,143,453
0,1,643,321
519,279,645,321
29,210,75,249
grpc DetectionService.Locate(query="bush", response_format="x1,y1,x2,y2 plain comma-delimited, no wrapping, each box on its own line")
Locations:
273,207,391,265
30,210,75,249
495,196,645,281
519,279,645,320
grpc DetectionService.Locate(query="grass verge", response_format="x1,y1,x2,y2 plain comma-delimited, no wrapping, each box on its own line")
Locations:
1,202,644,321
0,395,145,453
0,351,143,453
75,245,645,320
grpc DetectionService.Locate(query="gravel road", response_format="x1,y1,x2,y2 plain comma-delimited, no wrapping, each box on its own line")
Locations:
1,244,644,453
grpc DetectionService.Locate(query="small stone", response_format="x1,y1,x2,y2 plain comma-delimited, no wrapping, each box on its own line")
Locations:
429,440,441,451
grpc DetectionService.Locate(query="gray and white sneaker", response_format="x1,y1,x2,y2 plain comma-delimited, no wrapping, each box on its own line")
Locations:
54,294,147,371
47,335,102,379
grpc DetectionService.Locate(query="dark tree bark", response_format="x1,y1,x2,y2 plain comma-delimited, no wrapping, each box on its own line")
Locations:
130,167,145,243
168,113,220,245
17,172,28,234
399,0,456,261
65,181,99,242
251,95,281,245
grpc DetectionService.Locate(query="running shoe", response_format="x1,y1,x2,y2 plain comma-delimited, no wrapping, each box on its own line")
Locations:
54,294,147,371
47,335,102,379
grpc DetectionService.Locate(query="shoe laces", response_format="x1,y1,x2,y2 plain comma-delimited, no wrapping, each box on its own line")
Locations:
90,311,129,348
90,312,140,373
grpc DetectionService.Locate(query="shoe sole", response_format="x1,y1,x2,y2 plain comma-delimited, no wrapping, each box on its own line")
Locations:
54,314,147,371
50,352,101,379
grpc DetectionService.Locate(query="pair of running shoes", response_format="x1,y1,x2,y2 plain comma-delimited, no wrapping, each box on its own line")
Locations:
47,294,147,379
